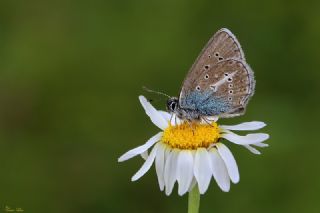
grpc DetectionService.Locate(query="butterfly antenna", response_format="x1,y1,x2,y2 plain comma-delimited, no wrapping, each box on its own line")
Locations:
142,86,171,98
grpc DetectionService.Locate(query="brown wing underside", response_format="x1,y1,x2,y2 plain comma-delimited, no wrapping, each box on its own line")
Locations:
188,59,255,109
179,28,255,117
180,28,245,97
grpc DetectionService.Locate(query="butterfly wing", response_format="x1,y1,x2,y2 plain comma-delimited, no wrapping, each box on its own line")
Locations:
179,28,255,117
180,59,255,117
180,28,245,98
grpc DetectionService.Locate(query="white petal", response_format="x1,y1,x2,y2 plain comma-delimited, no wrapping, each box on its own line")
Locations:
164,149,178,195
176,150,194,196
243,145,261,155
131,143,159,181
209,148,230,192
163,150,173,187
254,142,269,147
139,96,168,130
216,143,239,183
187,151,197,192
158,111,171,122
164,145,170,160
155,144,166,191
118,132,162,162
222,131,269,145
194,148,212,194
158,111,182,126
220,121,266,131
140,151,148,160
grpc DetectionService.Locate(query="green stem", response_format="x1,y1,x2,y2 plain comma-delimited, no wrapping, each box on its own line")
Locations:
188,185,200,213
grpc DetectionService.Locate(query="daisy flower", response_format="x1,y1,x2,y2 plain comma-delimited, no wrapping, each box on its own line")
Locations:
118,96,269,196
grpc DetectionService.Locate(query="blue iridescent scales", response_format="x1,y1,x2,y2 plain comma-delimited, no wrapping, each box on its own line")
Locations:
181,91,231,116
166,28,255,121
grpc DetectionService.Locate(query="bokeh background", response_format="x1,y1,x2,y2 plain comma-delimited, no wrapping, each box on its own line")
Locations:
0,0,319,212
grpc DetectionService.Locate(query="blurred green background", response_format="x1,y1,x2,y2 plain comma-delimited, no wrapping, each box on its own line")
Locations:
0,0,319,212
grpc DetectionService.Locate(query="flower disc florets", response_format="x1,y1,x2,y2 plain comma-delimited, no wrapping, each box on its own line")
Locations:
162,122,220,149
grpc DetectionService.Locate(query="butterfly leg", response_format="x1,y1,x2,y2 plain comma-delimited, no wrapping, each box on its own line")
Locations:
174,114,178,126
185,119,197,135
169,113,174,125
201,116,214,127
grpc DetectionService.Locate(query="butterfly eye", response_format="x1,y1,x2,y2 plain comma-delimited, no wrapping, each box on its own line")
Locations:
204,65,210,70
229,90,233,94
227,78,232,82
196,86,201,91
228,84,233,88
228,97,233,101
204,74,209,79
170,102,176,110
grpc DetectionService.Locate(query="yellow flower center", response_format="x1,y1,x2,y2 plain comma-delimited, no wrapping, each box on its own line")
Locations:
161,122,220,149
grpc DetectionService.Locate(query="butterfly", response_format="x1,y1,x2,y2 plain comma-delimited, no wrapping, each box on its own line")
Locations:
166,28,255,121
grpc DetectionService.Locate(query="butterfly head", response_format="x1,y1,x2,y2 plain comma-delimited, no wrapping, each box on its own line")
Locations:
166,97,179,113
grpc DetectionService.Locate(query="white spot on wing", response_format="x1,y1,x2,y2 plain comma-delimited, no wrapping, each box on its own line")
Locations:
210,85,216,92
210,71,238,91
